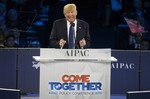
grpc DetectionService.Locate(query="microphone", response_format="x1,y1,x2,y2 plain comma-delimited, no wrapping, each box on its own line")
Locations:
60,45,63,49
60,39,66,49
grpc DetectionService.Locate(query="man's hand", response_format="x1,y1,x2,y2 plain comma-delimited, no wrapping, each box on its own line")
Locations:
79,38,86,49
59,39,66,49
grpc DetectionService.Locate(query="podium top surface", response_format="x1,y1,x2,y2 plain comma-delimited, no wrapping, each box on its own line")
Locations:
33,49,117,62
33,56,117,62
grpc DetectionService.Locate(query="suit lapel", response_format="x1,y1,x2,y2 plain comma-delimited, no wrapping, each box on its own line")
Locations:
62,19,68,42
76,20,81,43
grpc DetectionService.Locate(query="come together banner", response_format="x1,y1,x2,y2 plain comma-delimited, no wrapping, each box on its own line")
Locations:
40,49,111,99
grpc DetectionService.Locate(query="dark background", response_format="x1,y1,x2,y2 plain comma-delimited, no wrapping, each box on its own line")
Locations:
0,0,150,49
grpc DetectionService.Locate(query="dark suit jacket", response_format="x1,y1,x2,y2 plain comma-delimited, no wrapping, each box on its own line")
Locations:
49,18,91,49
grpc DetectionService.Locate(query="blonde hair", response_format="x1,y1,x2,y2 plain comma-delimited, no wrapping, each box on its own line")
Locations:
63,3,77,14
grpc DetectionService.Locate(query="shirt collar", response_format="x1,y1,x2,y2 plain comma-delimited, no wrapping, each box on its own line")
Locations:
67,19,77,26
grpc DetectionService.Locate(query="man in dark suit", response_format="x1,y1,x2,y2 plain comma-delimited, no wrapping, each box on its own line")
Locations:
49,3,91,49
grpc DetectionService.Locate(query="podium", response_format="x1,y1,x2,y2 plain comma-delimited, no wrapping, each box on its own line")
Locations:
33,48,117,99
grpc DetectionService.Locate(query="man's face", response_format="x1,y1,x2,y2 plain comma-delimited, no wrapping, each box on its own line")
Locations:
64,9,77,22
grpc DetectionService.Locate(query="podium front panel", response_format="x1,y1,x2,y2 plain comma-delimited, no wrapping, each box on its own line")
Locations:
40,49,111,99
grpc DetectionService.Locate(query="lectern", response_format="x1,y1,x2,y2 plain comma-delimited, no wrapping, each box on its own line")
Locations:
33,48,117,99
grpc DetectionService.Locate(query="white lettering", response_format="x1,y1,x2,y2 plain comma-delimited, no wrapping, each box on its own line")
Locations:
111,63,135,69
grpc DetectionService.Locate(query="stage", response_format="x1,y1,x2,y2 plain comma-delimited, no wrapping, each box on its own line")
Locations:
21,94,126,99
